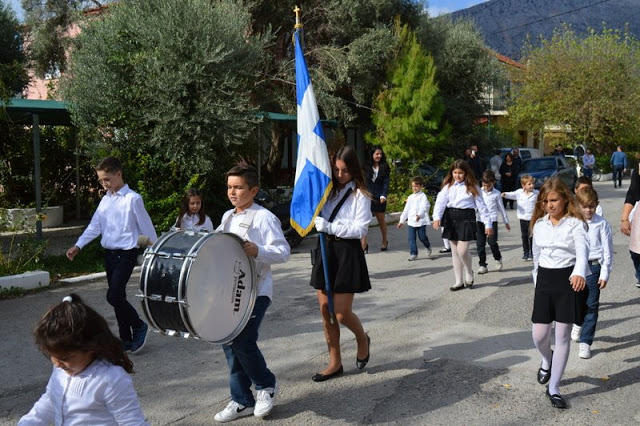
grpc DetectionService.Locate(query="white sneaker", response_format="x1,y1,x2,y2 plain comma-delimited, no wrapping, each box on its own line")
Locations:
254,383,277,418
408,255,417,261
495,260,503,271
477,266,488,274
636,280,640,288
426,248,433,258
571,324,581,342
579,343,592,359
214,401,254,423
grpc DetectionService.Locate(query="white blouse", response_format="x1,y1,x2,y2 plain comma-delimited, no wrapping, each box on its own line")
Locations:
477,187,509,224
399,191,431,227
586,214,613,282
19,359,148,426
432,181,491,228
175,213,213,232
502,188,539,221
532,215,590,280
320,181,371,239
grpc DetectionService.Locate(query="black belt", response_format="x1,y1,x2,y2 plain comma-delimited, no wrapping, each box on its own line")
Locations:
105,248,138,254
447,208,474,212
326,235,343,242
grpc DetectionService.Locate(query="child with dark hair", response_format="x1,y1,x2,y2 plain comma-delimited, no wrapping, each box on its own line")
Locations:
397,176,433,260
476,170,510,274
66,156,157,354
174,188,213,232
574,176,604,216
19,294,148,425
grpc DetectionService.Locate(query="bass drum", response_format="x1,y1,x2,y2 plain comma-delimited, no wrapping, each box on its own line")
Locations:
138,231,256,344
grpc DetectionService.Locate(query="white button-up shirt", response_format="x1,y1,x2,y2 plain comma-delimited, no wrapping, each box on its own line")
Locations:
175,213,213,232
532,215,590,281
217,203,290,300
75,185,157,250
503,188,539,220
19,359,148,426
476,187,509,224
399,191,431,227
320,181,372,239
433,182,491,228
586,214,613,282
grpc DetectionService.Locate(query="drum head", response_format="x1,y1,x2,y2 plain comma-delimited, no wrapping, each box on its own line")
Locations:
185,233,257,343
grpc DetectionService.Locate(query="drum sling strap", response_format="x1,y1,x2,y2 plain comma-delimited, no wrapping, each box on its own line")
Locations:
221,208,257,240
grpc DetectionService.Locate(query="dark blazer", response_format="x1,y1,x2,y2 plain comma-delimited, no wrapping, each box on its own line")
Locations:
365,162,390,199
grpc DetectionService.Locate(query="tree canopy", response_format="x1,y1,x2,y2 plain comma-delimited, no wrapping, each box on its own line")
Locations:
509,25,640,153
0,0,28,99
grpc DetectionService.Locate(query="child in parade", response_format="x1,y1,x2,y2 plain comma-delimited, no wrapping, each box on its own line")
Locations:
214,161,290,422
311,146,372,382
397,176,433,261
66,156,157,354
174,188,214,232
530,178,590,409
502,174,538,260
432,159,492,291
574,176,604,216
570,188,613,359
19,294,148,425
476,171,510,274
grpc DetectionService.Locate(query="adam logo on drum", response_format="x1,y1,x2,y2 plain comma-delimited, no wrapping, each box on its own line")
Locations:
232,260,247,313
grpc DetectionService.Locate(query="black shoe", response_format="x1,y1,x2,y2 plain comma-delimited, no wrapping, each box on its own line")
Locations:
312,365,344,382
380,242,388,252
450,283,464,291
439,248,451,253
464,280,474,288
537,351,552,384
363,244,369,254
356,335,370,370
546,388,567,409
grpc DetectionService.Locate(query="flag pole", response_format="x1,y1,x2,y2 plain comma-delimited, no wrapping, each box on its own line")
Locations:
292,6,336,324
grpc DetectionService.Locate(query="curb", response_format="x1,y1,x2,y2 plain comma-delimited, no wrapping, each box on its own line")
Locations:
59,266,142,284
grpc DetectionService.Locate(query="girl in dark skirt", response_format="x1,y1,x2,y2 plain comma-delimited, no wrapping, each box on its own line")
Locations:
310,146,372,382
432,160,492,291
530,177,589,409
362,146,391,252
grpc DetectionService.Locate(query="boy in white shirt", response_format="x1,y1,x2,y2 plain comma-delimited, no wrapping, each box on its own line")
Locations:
502,174,538,261
476,171,510,274
571,188,613,359
397,176,432,261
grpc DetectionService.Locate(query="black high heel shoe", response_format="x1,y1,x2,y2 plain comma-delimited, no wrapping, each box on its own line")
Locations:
312,365,344,382
363,244,369,254
356,335,370,370
380,242,388,252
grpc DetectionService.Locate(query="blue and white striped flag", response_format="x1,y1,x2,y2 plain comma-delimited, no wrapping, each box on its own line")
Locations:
290,29,333,237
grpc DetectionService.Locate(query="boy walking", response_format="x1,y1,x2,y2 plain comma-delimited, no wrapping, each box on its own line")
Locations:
397,176,432,261
476,171,510,274
571,188,613,359
214,161,290,422
66,156,157,353
502,174,538,260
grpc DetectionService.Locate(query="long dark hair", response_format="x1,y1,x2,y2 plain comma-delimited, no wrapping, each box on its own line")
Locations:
441,159,479,197
331,145,371,198
365,145,390,180
34,293,133,373
176,188,205,227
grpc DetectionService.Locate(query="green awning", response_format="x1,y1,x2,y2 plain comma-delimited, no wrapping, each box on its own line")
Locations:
1,98,72,126
257,111,339,127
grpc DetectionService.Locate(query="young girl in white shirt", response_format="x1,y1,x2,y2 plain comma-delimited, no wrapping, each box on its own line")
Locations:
530,178,590,409
433,159,492,291
174,188,213,232
502,174,539,260
397,176,432,260
20,294,148,425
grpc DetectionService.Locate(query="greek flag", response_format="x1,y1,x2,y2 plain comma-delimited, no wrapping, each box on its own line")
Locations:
290,29,332,237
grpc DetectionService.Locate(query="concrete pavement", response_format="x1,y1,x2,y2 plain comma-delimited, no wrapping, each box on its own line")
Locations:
2,180,640,425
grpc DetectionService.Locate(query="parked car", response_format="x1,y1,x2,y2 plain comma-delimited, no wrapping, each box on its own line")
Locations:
564,154,583,177
519,156,578,189
500,147,542,161
394,161,444,196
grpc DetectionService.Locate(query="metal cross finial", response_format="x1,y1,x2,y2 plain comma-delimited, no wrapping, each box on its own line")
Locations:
294,5,303,29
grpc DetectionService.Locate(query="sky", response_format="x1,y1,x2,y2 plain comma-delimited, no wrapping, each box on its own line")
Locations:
5,0,490,22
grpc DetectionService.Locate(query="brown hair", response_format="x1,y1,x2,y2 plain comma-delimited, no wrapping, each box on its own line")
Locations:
481,170,496,184
575,187,599,207
441,159,479,197
95,156,123,174
331,145,370,197
411,176,424,186
530,177,584,229
34,293,133,373
176,188,206,228
226,159,259,189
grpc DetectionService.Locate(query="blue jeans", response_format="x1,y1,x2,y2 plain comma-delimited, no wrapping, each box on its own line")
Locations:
105,248,143,342
408,225,431,256
476,221,501,267
580,263,601,345
223,296,275,407
630,251,640,283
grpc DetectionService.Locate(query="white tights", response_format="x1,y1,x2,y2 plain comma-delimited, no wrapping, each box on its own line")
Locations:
450,240,473,285
532,322,572,395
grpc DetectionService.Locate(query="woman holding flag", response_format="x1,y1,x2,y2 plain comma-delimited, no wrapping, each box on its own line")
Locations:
311,146,372,382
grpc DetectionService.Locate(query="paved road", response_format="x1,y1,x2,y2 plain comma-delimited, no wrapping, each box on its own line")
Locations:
2,181,640,425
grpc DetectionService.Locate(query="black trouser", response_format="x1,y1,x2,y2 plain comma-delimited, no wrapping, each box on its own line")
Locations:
105,248,143,342
477,221,501,266
519,219,532,257
613,165,624,187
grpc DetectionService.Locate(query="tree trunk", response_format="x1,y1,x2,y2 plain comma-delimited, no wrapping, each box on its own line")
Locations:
264,121,287,187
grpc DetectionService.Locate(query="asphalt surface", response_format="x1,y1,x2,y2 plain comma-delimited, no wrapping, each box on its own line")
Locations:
2,180,640,425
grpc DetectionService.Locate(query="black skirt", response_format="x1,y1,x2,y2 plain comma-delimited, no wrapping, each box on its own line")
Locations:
531,266,588,324
310,237,371,293
442,208,477,242
370,198,387,213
